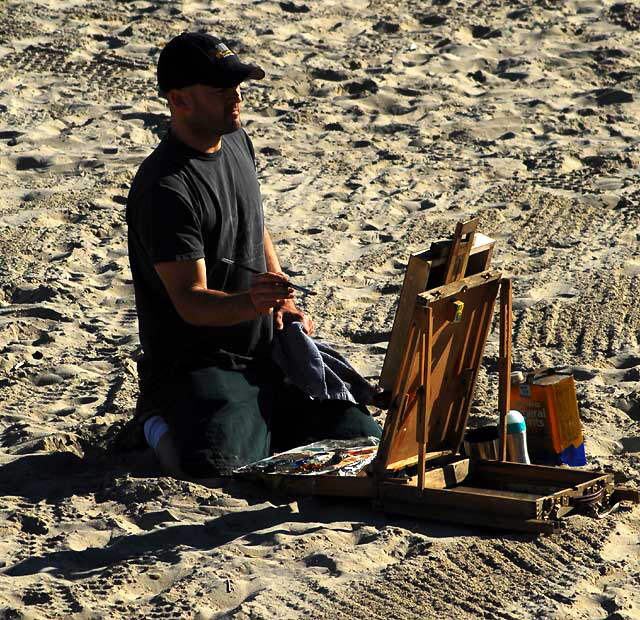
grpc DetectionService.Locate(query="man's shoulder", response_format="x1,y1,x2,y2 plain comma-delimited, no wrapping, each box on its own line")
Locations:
223,128,250,149
130,136,188,194
127,136,190,220
136,135,181,178
224,129,255,163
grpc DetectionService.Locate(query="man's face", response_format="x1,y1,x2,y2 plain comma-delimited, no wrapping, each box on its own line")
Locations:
182,83,243,136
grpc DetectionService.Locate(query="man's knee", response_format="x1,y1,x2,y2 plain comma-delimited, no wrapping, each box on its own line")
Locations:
333,405,382,439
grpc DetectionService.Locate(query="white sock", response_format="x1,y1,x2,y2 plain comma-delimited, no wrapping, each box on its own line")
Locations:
143,415,170,452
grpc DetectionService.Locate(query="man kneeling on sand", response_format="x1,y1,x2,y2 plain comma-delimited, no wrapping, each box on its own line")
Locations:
125,32,381,478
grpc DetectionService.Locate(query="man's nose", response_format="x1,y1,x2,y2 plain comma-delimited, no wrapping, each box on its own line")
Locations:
231,85,242,102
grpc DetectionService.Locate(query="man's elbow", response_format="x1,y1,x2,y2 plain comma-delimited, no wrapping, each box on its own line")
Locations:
168,289,244,327
170,293,209,327
177,308,209,327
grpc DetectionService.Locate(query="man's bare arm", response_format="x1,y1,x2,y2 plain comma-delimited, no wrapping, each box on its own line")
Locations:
155,258,292,327
263,226,283,273
263,226,314,334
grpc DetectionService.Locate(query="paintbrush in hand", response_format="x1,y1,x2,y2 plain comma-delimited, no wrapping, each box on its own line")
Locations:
221,257,317,296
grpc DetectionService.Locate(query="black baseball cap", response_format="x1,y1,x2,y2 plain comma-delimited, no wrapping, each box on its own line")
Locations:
157,32,265,93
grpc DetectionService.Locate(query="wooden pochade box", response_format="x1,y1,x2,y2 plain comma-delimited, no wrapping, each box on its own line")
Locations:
238,223,635,534
249,458,615,534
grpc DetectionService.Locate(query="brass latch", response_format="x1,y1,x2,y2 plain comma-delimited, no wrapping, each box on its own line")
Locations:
450,300,464,323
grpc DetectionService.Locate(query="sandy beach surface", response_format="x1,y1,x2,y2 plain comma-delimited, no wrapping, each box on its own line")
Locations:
1,0,639,618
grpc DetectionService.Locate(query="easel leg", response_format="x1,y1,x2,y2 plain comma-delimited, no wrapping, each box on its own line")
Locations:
375,318,421,474
498,278,513,461
417,307,432,491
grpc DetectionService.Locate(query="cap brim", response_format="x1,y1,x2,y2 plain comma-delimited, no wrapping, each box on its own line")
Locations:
247,65,265,80
236,63,265,84
203,63,265,88
215,60,265,87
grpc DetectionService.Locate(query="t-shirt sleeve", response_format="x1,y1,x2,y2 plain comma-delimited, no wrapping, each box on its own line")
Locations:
148,183,205,263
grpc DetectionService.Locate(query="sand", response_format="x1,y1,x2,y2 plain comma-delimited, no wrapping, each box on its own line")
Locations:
0,0,639,618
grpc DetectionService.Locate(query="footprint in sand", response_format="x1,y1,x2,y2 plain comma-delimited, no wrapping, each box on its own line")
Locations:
15,155,52,171
608,350,640,370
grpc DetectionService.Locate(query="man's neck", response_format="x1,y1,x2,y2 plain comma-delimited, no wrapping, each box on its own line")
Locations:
170,121,222,154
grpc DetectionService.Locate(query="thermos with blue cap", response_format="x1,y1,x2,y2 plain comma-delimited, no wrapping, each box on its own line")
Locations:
506,409,531,464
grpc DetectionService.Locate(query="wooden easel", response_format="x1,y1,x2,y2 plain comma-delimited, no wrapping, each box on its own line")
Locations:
237,220,634,533
376,271,505,478
377,218,512,473
379,219,495,391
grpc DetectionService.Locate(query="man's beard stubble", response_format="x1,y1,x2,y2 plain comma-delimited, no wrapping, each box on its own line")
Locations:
189,103,240,138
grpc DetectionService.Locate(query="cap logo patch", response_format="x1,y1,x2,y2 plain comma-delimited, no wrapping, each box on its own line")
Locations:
213,43,234,59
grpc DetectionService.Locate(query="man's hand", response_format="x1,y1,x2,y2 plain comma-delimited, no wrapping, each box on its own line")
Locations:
249,272,294,315
155,259,293,327
262,227,314,334
275,298,314,335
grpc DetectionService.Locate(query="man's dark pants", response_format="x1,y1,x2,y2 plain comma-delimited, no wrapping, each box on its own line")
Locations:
156,363,382,477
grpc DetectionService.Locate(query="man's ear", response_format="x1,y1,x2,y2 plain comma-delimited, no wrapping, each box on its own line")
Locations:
167,89,191,113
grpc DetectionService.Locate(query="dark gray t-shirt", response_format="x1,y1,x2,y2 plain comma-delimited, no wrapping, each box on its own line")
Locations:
126,129,273,390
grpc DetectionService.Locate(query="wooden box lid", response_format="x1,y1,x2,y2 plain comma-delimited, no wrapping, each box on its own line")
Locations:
377,271,502,472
